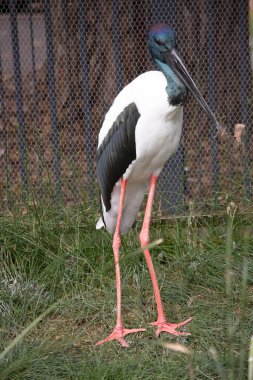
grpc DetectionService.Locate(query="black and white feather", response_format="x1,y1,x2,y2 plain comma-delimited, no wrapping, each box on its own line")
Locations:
96,103,140,212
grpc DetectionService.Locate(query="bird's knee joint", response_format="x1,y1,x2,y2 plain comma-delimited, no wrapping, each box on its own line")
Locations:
139,230,149,248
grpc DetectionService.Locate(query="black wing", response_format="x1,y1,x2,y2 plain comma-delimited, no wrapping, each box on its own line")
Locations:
96,102,141,212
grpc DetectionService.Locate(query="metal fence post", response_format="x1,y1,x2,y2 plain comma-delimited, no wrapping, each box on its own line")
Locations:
207,0,218,202
240,0,252,201
10,0,28,196
29,3,43,185
0,48,10,205
224,0,235,195
111,0,123,93
61,0,78,203
77,0,94,201
44,0,62,204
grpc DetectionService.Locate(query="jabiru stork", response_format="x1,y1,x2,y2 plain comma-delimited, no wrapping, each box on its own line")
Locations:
96,23,219,347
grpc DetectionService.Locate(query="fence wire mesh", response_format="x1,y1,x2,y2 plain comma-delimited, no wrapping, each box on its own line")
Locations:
0,0,252,214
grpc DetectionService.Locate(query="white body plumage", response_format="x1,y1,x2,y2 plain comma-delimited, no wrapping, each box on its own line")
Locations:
97,70,183,234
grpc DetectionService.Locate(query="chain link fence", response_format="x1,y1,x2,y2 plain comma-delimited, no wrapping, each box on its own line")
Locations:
0,0,252,214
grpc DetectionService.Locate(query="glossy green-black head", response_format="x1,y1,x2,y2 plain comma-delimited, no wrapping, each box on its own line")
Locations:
148,23,176,62
148,24,219,127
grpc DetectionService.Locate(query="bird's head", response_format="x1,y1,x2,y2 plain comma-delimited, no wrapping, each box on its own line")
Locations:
147,23,220,128
148,23,175,62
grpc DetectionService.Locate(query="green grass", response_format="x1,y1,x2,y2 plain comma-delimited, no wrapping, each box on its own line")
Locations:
0,202,253,379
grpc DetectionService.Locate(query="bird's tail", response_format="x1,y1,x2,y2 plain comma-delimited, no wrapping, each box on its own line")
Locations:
96,217,104,230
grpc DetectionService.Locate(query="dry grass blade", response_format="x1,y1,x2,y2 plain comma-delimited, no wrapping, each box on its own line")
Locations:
140,238,163,252
234,123,245,144
161,342,192,355
210,346,226,379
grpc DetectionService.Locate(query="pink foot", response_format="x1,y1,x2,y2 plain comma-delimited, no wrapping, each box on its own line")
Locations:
150,317,192,337
96,326,146,348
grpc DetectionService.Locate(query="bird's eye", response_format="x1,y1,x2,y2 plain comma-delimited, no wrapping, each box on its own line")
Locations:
154,38,165,47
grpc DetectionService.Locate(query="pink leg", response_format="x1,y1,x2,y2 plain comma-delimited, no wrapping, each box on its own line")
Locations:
96,179,145,348
139,175,192,337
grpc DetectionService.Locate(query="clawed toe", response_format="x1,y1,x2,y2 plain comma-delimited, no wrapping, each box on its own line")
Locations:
150,317,192,337
96,326,146,348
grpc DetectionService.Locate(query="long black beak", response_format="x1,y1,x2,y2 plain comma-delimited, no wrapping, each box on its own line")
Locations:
164,49,219,128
